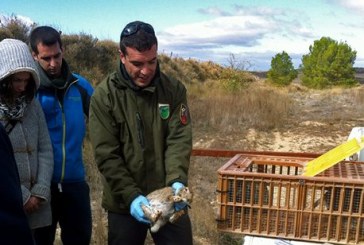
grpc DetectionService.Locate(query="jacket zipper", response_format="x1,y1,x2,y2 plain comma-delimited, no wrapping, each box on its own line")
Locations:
58,80,78,191
136,112,145,150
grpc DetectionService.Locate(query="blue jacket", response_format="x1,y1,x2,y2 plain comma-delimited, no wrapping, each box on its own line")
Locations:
37,73,93,183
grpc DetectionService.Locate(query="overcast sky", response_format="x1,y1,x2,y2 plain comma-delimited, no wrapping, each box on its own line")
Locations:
2,0,364,71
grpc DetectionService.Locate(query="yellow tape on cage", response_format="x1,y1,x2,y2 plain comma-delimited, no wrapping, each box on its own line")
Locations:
302,136,364,177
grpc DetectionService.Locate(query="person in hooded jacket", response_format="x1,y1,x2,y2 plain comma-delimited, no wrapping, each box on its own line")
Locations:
89,20,193,245
29,26,93,245
0,38,54,234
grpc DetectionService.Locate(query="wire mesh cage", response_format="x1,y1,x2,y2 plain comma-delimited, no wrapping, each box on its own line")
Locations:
216,154,364,244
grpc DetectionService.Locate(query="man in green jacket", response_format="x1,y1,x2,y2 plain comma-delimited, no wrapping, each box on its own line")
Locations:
89,21,193,245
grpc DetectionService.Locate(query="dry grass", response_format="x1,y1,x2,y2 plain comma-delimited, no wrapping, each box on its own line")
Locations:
83,140,107,244
188,156,244,245
188,82,293,132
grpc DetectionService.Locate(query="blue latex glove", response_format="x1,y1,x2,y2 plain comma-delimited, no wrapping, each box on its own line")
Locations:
172,182,187,211
130,195,151,224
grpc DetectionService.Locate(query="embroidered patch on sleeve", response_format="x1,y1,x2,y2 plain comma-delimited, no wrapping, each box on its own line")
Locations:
180,104,189,125
158,103,170,120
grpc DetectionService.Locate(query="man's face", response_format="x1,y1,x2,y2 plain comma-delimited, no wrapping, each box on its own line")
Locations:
120,44,158,88
32,42,63,78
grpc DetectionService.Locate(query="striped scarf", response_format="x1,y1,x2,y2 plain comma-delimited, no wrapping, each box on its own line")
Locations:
0,96,28,120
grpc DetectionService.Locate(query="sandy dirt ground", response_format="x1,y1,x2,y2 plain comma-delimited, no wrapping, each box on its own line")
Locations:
189,85,364,244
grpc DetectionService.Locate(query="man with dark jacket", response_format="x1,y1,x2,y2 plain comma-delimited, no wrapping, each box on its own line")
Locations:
0,124,34,245
89,21,193,244
30,26,93,245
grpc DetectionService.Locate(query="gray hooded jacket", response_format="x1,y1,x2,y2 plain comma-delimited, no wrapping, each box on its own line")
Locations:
0,39,54,229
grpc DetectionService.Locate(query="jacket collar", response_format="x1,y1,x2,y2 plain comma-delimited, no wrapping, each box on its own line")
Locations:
37,59,75,90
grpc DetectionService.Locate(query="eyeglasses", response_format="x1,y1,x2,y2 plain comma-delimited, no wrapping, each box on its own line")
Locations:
121,22,155,39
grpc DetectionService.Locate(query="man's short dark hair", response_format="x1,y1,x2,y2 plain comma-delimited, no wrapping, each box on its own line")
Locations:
119,21,158,55
30,26,63,54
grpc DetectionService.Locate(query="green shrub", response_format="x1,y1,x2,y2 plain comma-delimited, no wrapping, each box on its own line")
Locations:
0,14,35,42
267,51,297,86
301,37,357,89
219,68,255,92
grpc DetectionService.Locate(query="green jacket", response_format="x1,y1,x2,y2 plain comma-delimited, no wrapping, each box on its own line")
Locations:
89,64,192,213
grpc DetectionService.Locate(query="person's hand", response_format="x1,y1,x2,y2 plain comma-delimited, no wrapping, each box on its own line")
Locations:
130,195,151,224
24,196,42,214
172,182,187,211
172,182,184,194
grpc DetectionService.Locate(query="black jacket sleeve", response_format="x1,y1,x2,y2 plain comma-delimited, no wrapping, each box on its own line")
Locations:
0,124,34,245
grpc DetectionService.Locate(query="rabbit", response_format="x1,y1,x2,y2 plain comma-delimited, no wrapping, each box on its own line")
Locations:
141,186,193,233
